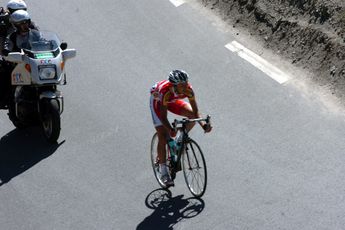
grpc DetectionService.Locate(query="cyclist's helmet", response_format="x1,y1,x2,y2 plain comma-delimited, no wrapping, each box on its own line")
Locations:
168,70,189,85
7,0,27,14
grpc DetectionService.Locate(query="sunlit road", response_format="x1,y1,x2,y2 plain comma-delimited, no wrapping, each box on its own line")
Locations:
1,0,345,229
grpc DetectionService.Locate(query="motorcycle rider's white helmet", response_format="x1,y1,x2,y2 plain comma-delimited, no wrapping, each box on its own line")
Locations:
7,0,27,14
10,9,30,25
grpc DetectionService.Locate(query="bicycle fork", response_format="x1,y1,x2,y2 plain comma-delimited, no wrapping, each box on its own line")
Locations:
185,141,201,170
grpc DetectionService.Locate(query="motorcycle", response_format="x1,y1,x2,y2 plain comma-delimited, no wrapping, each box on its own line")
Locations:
1,31,76,143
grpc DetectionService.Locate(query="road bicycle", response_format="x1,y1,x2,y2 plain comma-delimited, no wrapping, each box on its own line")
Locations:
150,115,210,197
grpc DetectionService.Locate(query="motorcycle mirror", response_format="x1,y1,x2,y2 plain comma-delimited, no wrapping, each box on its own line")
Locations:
60,42,68,50
62,48,77,60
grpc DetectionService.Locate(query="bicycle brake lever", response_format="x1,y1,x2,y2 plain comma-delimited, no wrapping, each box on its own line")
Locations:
204,115,211,133
206,115,211,125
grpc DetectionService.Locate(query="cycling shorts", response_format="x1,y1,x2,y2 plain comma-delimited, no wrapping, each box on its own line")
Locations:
150,95,188,127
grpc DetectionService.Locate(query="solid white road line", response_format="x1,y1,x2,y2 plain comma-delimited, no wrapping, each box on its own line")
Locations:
169,0,185,7
225,41,289,84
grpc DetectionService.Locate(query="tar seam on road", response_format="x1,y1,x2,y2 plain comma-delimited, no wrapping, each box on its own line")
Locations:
225,41,289,84
169,0,185,7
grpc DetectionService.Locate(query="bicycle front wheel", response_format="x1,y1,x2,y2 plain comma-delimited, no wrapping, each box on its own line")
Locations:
182,139,207,197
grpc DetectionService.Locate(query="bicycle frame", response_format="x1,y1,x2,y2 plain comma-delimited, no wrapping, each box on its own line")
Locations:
151,115,210,197
170,115,211,172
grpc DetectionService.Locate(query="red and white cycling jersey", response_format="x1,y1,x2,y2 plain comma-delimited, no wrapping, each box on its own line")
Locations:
150,80,195,126
150,80,194,106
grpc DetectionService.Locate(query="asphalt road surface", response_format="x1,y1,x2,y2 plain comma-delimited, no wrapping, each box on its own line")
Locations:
1,0,345,229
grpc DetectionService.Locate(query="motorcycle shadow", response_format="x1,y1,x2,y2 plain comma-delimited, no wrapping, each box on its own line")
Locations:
0,127,64,186
137,189,205,230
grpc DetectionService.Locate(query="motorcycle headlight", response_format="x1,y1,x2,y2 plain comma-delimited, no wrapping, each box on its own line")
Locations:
39,65,56,80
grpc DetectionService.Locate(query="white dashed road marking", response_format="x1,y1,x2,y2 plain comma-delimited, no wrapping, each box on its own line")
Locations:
225,41,289,84
169,0,185,7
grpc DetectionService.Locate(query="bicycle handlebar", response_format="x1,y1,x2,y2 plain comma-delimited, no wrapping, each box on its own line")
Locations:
172,115,211,130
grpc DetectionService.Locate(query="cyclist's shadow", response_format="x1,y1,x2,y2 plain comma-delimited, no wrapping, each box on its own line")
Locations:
0,127,64,186
137,189,205,230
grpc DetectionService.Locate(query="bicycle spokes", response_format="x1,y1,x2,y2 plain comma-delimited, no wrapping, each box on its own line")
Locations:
151,114,210,197
182,139,207,197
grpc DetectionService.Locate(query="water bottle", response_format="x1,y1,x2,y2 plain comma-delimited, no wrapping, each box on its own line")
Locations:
168,138,177,162
176,134,182,151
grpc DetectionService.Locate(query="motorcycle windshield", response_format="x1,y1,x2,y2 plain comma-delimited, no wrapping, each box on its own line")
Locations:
21,31,61,57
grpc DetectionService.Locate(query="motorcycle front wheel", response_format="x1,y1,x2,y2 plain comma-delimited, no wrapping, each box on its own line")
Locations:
41,99,61,143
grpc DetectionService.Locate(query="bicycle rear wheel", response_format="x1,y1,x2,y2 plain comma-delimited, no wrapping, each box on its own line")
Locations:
150,133,168,188
182,139,207,197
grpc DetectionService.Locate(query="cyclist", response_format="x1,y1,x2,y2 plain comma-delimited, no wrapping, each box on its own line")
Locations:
149,69,212,186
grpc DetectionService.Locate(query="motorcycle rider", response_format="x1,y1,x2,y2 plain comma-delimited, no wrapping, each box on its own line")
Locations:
0,1,38,107
0,7,10,106
0,0,38,54
3,10,41,54
0,10,40,108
